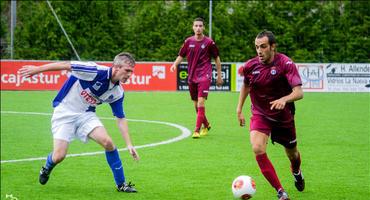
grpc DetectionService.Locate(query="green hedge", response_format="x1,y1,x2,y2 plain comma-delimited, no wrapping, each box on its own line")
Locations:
1,1,369,62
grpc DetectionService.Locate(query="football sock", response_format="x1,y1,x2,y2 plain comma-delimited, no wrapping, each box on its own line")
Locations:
290,152,301,174
195,106,205,132
45,153,56,171
105,148,125,186
256,153,283,192
202,107,209,128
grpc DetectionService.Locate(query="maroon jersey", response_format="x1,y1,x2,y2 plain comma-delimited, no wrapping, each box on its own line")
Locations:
178,36,219,83
240,53,302,123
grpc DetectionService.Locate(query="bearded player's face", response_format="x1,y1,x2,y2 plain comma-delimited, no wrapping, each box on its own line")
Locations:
255,36,275,64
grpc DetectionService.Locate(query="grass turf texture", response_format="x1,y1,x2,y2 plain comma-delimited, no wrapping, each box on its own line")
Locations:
1,91,369,200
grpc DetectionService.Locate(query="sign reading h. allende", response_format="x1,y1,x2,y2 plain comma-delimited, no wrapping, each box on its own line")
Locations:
326,63,370,92
177,63,231,91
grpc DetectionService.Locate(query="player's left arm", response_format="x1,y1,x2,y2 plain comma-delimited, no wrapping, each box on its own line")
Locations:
214,56,224,87
270,85,303,110
110,97,139,160
116,117,140,161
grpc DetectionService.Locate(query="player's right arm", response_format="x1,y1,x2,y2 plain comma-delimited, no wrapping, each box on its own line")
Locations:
19,62,71,77
236,83,250,127
170,56,183,72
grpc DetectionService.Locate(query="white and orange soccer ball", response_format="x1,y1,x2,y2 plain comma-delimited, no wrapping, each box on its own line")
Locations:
231,175,256,199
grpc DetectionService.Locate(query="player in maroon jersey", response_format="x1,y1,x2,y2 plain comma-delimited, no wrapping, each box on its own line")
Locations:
171,17,223,138
237,30,305,200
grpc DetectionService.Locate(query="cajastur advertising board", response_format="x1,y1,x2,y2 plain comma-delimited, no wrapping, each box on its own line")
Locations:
1,60,66,90
1,60,177,91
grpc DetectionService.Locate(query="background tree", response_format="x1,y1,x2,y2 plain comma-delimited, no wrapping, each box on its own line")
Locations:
1,1,369,62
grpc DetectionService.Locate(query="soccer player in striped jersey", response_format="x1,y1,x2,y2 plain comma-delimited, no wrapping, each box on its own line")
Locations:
19,52,139,193
237,31,305,200
170,17,223,138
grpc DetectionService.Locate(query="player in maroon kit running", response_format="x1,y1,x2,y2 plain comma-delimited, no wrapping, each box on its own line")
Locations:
170,17,223,138
236,30,305,200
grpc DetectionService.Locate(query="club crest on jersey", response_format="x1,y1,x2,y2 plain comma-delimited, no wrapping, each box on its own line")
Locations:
92,81,102,90
201,44,205,49
270,67,277,75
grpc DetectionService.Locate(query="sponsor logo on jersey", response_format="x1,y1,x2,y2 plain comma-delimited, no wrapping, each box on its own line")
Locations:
80,90,98,104
189,44,195,48
252,71,260,75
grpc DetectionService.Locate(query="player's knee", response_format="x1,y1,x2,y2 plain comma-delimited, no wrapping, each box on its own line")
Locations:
101,137,115,151
287,150,299,161
53,151,66,163
251,144,266,155
197,102,205,107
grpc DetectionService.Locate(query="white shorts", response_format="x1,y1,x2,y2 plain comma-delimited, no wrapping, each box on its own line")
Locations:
51,107,103,143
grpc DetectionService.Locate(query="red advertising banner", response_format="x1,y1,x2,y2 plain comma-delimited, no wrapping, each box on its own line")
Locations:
1,60,176,91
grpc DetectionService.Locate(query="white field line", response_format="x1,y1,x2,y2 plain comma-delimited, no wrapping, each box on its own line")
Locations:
1,111,191,164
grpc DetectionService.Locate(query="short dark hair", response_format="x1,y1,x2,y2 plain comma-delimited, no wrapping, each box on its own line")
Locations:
256,30,276,46
193,17,205,24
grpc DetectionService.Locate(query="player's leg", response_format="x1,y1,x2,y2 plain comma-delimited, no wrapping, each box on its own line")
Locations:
39,139,69,185
40,117,74,185
250,115,288,199
285,146,304,192
193,100,198,113
251,131,285,192
196,97,205,133
89,127,137,193
274,120,305,192
189,82,201,138
197,80,211,136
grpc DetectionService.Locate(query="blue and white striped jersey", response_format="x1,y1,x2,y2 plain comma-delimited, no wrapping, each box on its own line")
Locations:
52,61,125,118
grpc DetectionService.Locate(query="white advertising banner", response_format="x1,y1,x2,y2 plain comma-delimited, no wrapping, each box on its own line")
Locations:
325,63,370,92
298,64,325,92
234,62,370,92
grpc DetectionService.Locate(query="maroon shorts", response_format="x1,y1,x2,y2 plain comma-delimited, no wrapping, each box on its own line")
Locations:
188,81,211,101
250,114,297,148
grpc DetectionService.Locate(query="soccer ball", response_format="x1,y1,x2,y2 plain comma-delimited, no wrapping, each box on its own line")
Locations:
231,175,256,199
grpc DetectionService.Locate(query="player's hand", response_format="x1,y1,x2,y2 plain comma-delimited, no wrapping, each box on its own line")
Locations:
18,65,39,77
170,64,176,73
269,99,286,110
216,76,224,87
127,145,140,161
237,111,246,127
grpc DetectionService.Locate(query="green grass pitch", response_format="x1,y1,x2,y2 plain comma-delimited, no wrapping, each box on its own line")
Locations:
1,91,369,200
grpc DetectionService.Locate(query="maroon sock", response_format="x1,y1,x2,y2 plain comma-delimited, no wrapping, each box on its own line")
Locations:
200,107,209,128
256,153,283,192
290,152,301,174
195,107,205,132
